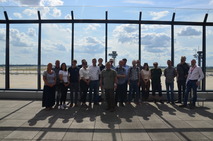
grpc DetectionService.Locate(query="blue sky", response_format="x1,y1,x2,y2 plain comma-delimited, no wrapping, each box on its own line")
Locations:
0,0,213,66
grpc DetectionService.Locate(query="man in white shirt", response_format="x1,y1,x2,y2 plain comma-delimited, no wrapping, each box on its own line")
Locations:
180,59,204,109
89,58,101,106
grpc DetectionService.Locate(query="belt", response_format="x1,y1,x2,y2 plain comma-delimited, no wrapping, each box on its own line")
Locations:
189,79,198,81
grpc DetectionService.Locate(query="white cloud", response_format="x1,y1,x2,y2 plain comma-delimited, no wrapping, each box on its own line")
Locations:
85,24,101,31
23,8,37,17
0,28,6,41
150,11,169,20
40,0,63,6
51,8,61,17
13,0,63,6
113,24,138,43
13,12,22,18
178,27,201,36
65,14,71,19
27,28,36,37
123,0,153,5
0,0,7,2
10,28,35,47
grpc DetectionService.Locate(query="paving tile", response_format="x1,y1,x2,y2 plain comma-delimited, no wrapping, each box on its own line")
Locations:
175,131,210,141
141,120,171,129
93,130,122,141
62,129,93,141
33,128,67,140
120,129,151,141
148,132,181,141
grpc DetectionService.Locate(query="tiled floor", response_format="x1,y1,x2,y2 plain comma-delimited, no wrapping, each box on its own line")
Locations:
0,100,213,141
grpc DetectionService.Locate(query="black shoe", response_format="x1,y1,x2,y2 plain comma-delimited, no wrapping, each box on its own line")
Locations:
159,100,164,104
179,104,187,107
167,101,170,104
171,102,175,105
175,101,181,103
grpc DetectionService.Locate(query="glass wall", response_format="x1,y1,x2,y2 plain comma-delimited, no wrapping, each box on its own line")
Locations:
41,24,71,88
74,24,105,66
141,24,171,90
108,24,138,66
206,26,213,90
9,24,38,89
0,25,5,89
174,25,202,90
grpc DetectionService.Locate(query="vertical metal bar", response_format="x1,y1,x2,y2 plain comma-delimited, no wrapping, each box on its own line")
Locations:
105,11,108,63
71,11,74,62
5,22,9,89
37,11,41,90
202,14,208,91
171,13,175,66
139,12,142,62
4,11,9,89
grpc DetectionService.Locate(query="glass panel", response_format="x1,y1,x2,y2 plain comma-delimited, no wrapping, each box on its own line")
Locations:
206,27,213,90
41,24,71,88
10,24,38,89
175,8,208,22
0,7,4,20
207,10,213,22
74,23,105,65
0,25,5,89
141,24,171,90
141,8,174,21
3,7,39,20
174,25,202,90
108,24,138,66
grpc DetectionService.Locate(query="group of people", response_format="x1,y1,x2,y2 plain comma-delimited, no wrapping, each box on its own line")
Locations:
42,56,204,112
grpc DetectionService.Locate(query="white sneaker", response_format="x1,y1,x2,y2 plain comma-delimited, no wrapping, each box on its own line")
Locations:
58,105,61,109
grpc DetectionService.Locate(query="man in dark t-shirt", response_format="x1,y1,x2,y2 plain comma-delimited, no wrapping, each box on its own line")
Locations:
176,56,189,103
151,62,164,104
68,60,80,107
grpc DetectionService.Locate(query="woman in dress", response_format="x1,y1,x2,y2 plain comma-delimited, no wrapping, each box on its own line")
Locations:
42,63,56,110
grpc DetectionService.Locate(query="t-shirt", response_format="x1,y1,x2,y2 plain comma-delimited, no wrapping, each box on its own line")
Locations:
141,69,151,80
101,69,117,89
43,70,56,85
68,66,80,83
89,65,101,81
79,68,90,79
52,67,60,84
177,63,189,81
115,67,126,85
164,66,176,83
59,70,69,83
151,68,162,83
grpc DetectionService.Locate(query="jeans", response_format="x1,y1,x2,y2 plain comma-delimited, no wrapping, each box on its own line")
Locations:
183,80,198,106
80,80,89,103
60,83,68,105
116,83,126,104
70,82,79,104
128,80,139,103
105,89,115,109
141,80,150,100
89,80,99,103
177,80,186,102
166,82,174,103
152,81,162,97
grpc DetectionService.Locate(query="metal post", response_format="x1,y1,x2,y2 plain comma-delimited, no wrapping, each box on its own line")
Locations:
171,13,175,65
4,11,9,89
202,13,208,91
139,12,142,62
105,11,108,63
71,11,74,62
37,11,41,90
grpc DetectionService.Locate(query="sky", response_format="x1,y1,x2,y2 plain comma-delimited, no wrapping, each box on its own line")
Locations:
0,0,213,66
